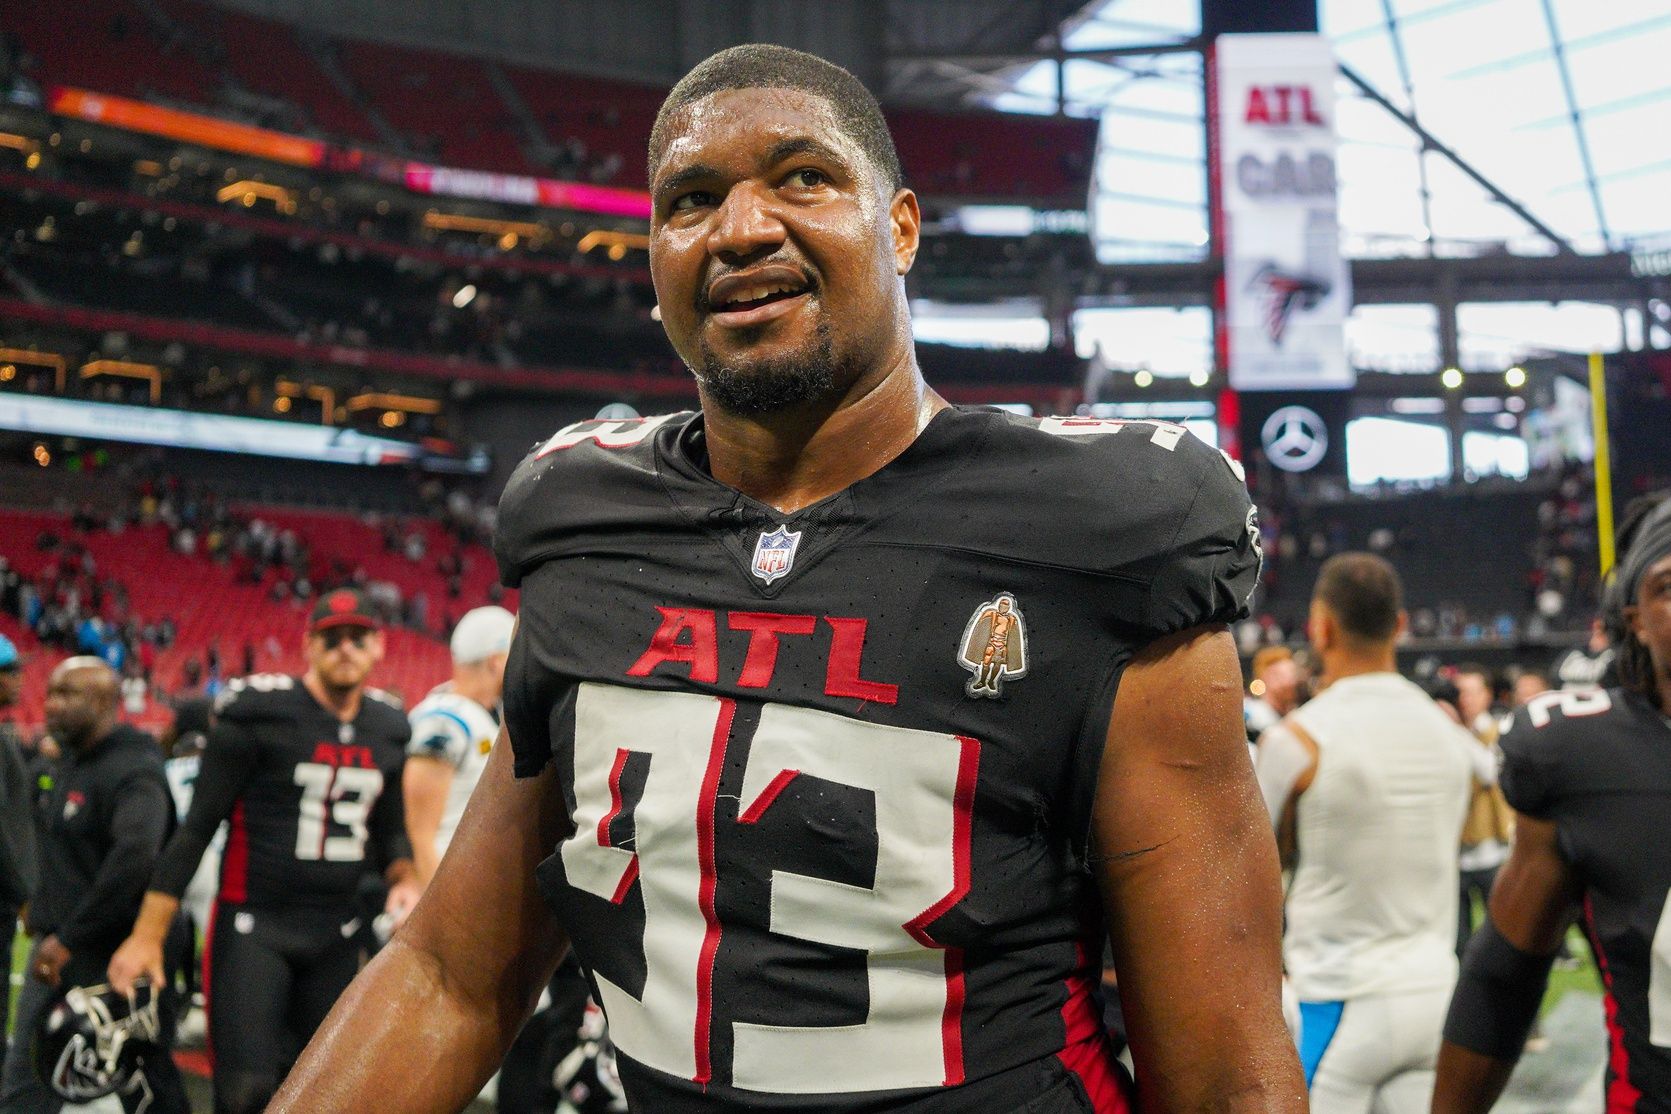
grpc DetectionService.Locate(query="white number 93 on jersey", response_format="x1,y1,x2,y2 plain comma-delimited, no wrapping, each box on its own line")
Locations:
560,682,980,1094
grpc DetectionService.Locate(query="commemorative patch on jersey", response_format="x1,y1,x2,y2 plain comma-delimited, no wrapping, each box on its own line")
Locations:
751,525,803,585
958,593,1029,698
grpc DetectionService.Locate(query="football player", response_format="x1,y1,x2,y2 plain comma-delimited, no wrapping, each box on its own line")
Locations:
404,605,516,886
1434,491,1671,1112
269,45,1304,1114
107,589,419,1114
1254,554,1483,1112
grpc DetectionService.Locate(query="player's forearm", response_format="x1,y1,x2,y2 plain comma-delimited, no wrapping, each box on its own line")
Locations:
1115,862,1306,1111
268,935,529,1113
1432,1040,1516,1114
128,891,181,944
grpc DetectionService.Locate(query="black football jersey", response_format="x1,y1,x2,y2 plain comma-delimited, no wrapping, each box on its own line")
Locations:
1498,687,1671,1113
495,407,1261,1112
153,675,412,911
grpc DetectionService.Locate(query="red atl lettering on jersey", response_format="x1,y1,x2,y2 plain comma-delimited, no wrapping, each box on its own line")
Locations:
627,607,898,704
310,742,376,768
1244,85,1325,126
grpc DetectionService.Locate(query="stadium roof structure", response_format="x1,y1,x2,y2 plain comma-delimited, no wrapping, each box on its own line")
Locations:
913,0,1671,266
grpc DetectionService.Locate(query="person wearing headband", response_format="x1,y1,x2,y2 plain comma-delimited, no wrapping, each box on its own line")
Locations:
1435,492,1671,1112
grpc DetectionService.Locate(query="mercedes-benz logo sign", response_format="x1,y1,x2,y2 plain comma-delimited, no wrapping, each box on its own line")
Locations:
1261,405,1328,473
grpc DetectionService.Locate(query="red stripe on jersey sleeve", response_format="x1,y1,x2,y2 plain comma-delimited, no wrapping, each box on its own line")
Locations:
1057,938,1135,1113
1587,896,1644,1113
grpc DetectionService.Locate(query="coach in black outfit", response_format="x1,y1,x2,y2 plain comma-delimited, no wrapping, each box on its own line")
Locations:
109,588,417,1114
0,656,188,1114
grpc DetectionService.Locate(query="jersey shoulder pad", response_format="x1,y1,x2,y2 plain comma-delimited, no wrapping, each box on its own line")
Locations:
212,674,300,721
359,689,412,742
364,686,404,712
1497,687,1621,816
973,413,1262,635
494,411,692,588
407,697,474,762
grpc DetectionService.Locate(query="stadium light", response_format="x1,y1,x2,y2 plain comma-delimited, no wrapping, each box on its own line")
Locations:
1189,369,1210,387
1505,366,1526,389
1134,370,1154,388
1441,367,1464,390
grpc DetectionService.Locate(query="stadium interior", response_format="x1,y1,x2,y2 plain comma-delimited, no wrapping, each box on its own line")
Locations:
2,0,1669,1110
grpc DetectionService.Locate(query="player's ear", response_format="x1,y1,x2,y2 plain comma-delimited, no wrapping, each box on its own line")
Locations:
890,188,920,275
1622,603,1643,641
1395,610,1409,640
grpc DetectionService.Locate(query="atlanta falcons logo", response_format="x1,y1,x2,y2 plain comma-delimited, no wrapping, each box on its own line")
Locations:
1249,264,1330,346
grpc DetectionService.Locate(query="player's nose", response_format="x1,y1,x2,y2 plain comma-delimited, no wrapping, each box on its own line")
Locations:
705,181,786,264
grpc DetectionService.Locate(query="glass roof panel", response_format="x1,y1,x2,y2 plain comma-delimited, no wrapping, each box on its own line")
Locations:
997,0,1671,261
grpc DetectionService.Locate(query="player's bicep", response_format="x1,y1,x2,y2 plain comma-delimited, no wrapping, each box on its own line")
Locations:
1486,812,1581,954
402,756,453,827
1091,625,1295,1104
401,725,571,1011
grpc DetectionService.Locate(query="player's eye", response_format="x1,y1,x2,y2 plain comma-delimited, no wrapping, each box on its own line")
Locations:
785,168,828,189
670,190,717,212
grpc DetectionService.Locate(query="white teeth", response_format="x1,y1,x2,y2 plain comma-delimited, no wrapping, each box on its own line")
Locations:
721,282,803,308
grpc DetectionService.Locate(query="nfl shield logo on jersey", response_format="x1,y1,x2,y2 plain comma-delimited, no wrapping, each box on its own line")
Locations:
751,525,802,585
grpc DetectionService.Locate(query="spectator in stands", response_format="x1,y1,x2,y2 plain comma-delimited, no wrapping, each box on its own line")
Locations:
1510,669,1551,708
1552,616,1615,691
0,657,188,1113
1246,646,1304,740
1454,664,1512,957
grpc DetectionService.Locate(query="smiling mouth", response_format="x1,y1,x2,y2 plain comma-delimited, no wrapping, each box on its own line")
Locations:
710,281,811,314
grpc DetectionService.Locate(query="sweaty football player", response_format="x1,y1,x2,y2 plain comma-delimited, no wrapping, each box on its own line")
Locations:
1434,491,1671,1113
269,44,1304,1113
107,589,418,1114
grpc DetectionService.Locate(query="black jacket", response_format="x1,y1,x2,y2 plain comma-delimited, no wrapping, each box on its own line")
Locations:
0,725,36,910
27,724,174,961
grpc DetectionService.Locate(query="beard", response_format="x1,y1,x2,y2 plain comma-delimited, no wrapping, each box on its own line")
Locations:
694,316,846,417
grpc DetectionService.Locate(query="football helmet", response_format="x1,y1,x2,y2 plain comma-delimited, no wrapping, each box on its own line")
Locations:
32,979,164,1102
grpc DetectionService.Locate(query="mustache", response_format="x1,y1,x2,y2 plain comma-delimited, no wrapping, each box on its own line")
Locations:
698,260,818,313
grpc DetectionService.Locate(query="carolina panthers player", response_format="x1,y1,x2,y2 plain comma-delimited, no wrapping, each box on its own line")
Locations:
1435,492,1671,1112
405,605,516,885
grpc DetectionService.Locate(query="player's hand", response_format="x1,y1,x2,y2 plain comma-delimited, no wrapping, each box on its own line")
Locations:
107,933,165,997
384,877,422,926
34,935,71,988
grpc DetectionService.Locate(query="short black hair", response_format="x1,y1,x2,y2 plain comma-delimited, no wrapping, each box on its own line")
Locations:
649,44,904,193
1313,552,1402,644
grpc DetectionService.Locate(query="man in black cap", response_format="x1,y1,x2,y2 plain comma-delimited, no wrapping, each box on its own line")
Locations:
108,589,417,1114
0,656,188,1113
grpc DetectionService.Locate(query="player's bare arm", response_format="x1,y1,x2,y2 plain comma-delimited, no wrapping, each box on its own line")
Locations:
268,728,571,1113
1432,812,1581,1114
1094,625,1306,1112
403,754,454,885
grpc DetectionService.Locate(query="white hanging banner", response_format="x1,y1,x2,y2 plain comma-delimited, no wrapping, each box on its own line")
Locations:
1211,34,1354,391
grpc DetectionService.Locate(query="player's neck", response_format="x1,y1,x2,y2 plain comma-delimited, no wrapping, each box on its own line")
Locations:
1318,644,1396,687
452,670,495,710
302,670,362,721
700,348,945,516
